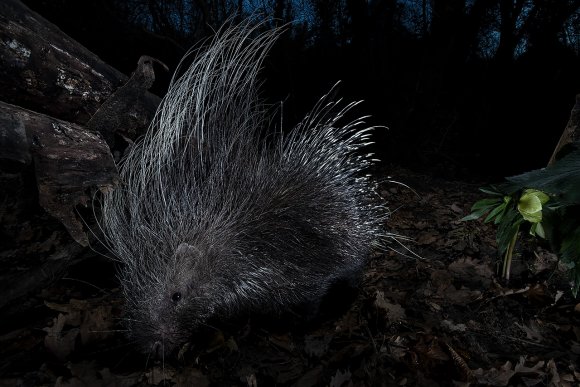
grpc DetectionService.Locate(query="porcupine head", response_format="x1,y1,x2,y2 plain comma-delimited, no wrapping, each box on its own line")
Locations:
99,23,386,356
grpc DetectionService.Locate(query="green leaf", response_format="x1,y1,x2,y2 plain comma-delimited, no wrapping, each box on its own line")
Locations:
503,148,580,205
479,186,504,196
462,197,505,221
530,222,545,238
493,196,513,224
461,207,490,221
496,208,524,255
484,201,507,223
560,227,580,297
471,197,502,211
494,203,511,224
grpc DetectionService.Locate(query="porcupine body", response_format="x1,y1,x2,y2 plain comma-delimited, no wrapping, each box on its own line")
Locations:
100,23,386,355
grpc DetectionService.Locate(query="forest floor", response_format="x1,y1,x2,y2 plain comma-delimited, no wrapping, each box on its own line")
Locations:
0,166,579,387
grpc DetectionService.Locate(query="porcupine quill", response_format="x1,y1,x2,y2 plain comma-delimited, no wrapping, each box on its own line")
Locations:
99,22,388,356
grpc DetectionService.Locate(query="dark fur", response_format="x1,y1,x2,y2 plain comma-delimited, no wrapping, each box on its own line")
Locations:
99,23,387,355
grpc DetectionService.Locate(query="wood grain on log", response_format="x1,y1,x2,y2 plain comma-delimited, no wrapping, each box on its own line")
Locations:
0,101,118,246
0,0,127,124
87,55,165,148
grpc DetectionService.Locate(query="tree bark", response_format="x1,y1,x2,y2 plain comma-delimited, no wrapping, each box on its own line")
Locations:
86,55,165,149
548,94,580,166
0,0,127,124
0,101,118,247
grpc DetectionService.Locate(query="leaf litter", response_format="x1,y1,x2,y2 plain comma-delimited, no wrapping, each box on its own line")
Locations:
0,167,579,386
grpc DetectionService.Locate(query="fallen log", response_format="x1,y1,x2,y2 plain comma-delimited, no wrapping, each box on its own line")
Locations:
0,100,118,246
0,0,126,124
0,0,170,312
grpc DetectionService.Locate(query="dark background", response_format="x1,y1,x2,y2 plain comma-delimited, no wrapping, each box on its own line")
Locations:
21,0,580,179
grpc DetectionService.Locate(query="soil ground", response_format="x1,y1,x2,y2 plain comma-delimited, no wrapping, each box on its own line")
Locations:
1,167,579,387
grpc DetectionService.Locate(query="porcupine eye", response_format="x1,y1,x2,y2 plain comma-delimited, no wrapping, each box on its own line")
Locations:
171,292,182,303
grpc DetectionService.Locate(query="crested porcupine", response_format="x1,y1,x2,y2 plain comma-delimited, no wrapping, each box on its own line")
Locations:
99,22,387,356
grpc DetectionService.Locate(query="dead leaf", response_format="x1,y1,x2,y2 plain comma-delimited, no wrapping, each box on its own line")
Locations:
388,336,409,360
522,284,553,305
43,298,115,357
329,368,352,387
414,336,449,362
546,359,561,387
450,203,463,213
573,326,580,341
43,313,78,360
514,356,545,374
448,257,493,286
245,373,258,387
416,231,439,246
145,366,175,385
443,285,482,305
426,301,442,311
430,270,452,289
45,299,85,325
295,366,323,387
55,361,142,387
414,221,429,230
441,319,467,333
515,321,545,342
205,330,226,353
491,285,531,298
99,367,147,387
304,334,333,358
473,361,516,386
531,249,559,273
269,333,295,352
375,291,406,322
79,305,113,345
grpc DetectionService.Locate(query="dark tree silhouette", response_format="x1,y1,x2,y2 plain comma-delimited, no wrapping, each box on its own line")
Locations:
19,0,580,176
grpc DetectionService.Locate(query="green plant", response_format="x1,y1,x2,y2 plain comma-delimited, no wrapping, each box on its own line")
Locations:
463,147,580,296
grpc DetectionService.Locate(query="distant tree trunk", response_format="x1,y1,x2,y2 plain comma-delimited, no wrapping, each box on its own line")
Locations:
548,94,580,166
495,0,525,64
273,0,285,22
523,0,580,53
313,0,338,48
430,0,466,51
420,0,429,36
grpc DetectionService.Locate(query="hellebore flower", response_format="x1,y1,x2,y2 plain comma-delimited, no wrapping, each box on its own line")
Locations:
517,189,549,238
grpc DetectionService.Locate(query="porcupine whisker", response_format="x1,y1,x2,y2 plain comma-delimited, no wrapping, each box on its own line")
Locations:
190,320,220,332
378,179,419,197
88,329,131,333
144,343,155,369
82,194,120,262
390,238,425,261
60,277,111,295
